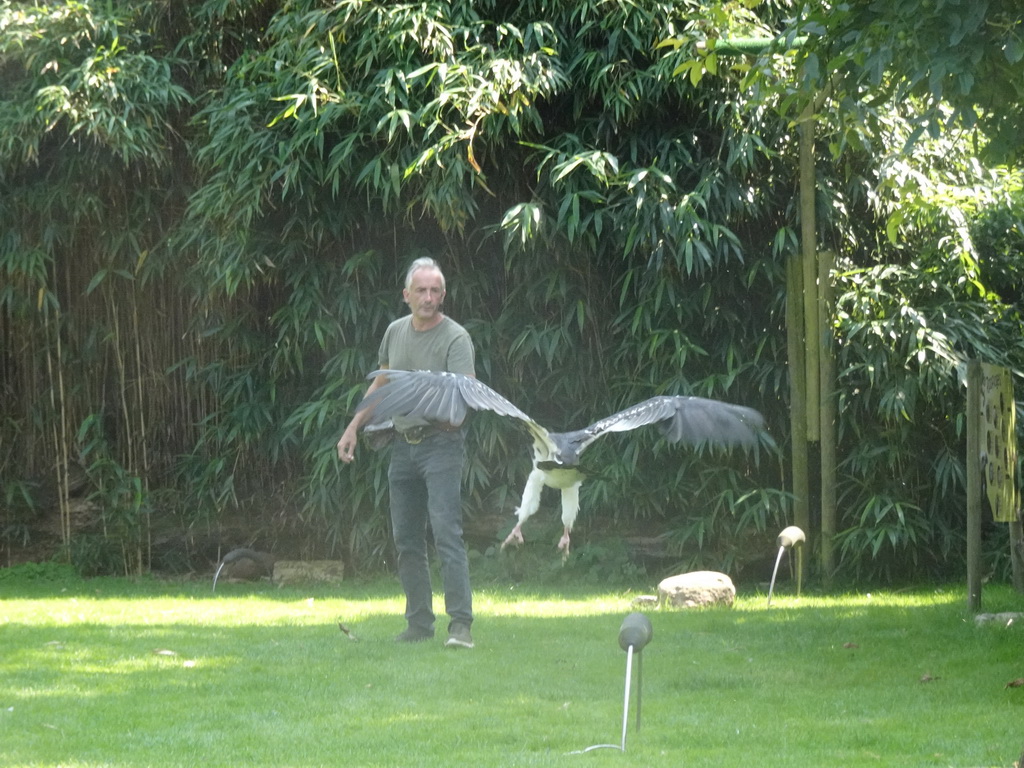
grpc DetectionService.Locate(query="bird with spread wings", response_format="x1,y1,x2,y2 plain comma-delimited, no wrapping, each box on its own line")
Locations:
355,369,767,554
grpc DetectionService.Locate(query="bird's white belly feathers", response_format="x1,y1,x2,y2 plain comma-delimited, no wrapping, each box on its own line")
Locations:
540,466,585,489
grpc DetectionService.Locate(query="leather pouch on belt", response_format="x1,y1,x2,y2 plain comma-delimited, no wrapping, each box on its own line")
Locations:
363,422,396,450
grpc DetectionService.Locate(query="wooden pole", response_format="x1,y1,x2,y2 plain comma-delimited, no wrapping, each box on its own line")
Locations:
786,246,810,565
790,100,819,586
818,249,837,583
712,37,827,585
966,360,982,612
1011,514,1024,593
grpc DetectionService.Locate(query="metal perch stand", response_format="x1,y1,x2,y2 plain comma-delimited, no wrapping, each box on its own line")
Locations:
767,526,805,607
571,612,653,754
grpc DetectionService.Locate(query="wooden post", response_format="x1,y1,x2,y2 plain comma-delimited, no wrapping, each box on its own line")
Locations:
712,37,827,586
818,249,837,583
786,246,810,565
791,101,819,586
966,360,982,612
977,363,1022,593
1011,514,1024,593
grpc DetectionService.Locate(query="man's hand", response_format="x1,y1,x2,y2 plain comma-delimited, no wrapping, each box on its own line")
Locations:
337,427,358,463
338,368,388,464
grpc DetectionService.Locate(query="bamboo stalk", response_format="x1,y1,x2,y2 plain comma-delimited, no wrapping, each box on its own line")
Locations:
46,294,72,555
799,109,819,441
133,292,151,575
111,291,140,575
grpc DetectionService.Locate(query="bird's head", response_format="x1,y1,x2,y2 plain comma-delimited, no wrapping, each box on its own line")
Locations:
539,432,586,468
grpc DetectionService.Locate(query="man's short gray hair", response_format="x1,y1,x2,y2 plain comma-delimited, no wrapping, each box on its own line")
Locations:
405,257,446,291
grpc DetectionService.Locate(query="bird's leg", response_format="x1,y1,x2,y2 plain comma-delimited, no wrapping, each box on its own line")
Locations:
558,527,572,557
499,528,524,548
501,467,546,550
557,482,581,556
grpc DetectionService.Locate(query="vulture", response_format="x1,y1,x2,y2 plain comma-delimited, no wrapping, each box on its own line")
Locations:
356,369,766,554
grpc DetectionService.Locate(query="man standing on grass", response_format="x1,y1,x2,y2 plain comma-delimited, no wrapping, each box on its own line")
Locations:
337,257,475,649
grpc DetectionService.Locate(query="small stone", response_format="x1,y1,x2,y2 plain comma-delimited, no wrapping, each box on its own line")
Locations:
273,560,345,586
631,595,660,608
974,612,1024,626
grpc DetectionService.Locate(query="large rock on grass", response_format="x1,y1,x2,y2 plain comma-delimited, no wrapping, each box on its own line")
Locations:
658,571,735,609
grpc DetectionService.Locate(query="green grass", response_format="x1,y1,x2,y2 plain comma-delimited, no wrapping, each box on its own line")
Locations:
2,570,1023,767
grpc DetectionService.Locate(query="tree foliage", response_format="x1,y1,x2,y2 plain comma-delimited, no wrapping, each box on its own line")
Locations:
797,0,1024,166
1,0,1022,584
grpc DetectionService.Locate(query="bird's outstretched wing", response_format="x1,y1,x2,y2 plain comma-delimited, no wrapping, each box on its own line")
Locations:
568,395,766,457
356,370,551,446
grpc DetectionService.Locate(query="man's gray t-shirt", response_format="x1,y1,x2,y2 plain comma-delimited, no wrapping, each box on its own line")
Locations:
378,315,475,430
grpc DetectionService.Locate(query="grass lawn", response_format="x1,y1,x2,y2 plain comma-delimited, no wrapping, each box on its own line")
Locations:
1,569,1023,767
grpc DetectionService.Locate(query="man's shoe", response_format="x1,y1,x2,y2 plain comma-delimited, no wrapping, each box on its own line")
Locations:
395,626,434,643
444,622,474,649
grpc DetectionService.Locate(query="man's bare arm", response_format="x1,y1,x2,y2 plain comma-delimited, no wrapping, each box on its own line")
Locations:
337,368,389,463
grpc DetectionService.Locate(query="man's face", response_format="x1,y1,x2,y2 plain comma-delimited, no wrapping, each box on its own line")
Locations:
403,267,445,324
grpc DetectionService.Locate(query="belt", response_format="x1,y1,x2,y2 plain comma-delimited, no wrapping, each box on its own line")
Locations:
399,423,461,444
